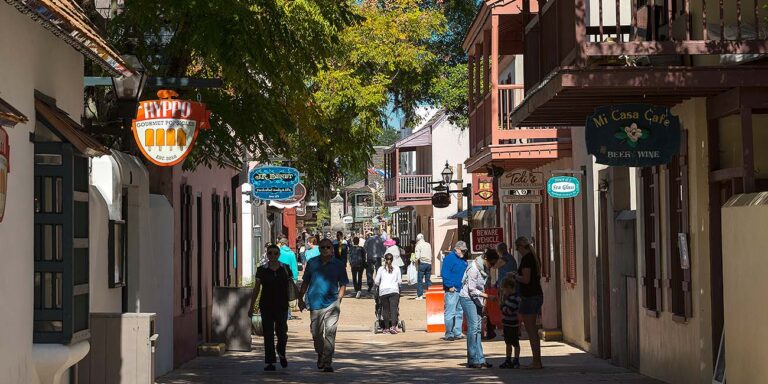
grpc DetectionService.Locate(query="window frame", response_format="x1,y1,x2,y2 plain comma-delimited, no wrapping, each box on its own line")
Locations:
108,219,127,288
180,184,193,310
562,198,577,286
641,166,662,316
666,131,692,321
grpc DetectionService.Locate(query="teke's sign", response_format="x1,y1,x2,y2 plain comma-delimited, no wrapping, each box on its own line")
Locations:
586,104,681,167
499,169,544,190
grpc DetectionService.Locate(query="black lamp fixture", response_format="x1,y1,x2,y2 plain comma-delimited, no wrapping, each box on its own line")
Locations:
111,54,147,117
441,161,453,185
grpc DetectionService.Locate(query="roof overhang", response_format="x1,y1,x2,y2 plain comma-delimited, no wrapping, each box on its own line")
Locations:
0,97,28,127
510,66,768,127
6,0,134,77
462,0,536,54
35,96,110,157
391,126,432,150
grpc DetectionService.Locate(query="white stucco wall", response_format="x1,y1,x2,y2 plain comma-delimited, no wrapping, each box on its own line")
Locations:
147,194,174,377
0,3,86,382
88,186,122,313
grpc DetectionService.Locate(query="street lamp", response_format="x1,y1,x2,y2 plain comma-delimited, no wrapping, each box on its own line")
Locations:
111,54,147,152
441,162,453,185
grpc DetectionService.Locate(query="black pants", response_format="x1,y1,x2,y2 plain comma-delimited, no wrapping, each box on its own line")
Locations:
351,266,364,292
364,262,376,291
261,309,288,364
380,293,400,328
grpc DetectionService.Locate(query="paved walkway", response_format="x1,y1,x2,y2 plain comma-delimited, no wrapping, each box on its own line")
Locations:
159,284,664,384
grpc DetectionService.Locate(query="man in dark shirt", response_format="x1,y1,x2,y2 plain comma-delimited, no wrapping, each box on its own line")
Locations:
298,238,349,372
333,231,349,265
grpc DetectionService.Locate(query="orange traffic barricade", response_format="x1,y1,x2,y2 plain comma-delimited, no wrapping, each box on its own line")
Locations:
485,287,502,330
425,285,446,333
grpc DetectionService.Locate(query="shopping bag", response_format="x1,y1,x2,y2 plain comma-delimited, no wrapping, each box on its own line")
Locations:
407,263,418,285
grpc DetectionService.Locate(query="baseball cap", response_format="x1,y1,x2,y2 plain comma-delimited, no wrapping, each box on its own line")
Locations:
455,241,468,251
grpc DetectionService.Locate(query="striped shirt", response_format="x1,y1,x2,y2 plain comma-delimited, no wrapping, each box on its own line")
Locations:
501,294,521,328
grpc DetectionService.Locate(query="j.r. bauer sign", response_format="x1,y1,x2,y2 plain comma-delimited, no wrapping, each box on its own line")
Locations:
471,227,503,253
586,104,681,167
249,166,301,200
132,90,211,166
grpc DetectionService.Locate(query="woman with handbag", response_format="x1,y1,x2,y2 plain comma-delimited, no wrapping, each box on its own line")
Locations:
249,244,297,371
459,248,500,369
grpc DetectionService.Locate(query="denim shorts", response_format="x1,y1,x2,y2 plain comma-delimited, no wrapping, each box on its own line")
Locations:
519,295,544,315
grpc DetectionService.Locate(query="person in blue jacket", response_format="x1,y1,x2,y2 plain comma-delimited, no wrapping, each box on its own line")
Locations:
441,240,469,341
278,238,299,281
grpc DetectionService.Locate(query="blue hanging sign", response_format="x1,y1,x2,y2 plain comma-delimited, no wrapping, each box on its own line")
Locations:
248,166,300,200
585,104,681,167
547,176,580,199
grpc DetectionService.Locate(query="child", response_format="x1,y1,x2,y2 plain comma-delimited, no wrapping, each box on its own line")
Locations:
499,274,522,368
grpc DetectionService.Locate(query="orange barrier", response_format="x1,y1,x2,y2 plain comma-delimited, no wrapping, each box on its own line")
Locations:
485,287,502,330
425,285,446,333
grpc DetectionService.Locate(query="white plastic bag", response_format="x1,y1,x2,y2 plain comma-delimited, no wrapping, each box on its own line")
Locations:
407,263,418,285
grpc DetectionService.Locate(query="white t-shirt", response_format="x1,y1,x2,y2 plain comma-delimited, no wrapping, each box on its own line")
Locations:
385,245,405,268
375,266,402,296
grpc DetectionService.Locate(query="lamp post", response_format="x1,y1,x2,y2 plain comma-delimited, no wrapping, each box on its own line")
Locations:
435,162,472,246
111,54,147,152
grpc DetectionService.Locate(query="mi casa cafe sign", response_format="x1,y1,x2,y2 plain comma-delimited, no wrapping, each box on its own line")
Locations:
249,166,301,201
0,127,9,223
586,104,681,167
132,90,211,167
547,176,580,199
499,169,544,190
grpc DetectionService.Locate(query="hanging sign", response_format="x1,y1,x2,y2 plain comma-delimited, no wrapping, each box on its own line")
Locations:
471,227,504,252
0,127,9,223
342,216,354,224
547,176,580,199
472,175,494,207
431,191,451,208
132,90,211,166
500,169,544,190
502,194,543,204
586,104,681,167
249,165,300,200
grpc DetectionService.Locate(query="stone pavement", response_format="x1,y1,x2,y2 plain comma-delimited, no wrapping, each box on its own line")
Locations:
159,284,664,384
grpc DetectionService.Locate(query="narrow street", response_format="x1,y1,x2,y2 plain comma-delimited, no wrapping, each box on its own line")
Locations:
159,285,661,384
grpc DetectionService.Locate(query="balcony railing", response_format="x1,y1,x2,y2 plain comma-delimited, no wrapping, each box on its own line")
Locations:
385,175,433,202
524,0,768,92
354,206,377,219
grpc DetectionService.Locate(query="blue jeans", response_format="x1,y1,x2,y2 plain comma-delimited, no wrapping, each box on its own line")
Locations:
417,263,432,297
459,296,485,365
443,290,464,338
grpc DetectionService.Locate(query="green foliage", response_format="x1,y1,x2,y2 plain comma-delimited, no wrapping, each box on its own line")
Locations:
105,0,477,186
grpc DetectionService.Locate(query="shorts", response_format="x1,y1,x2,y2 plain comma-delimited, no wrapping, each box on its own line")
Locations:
519,295,544,315
503,325,520,346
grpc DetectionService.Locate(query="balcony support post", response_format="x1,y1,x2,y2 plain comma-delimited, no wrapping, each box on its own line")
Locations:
394,148,400,198
491,14,500,146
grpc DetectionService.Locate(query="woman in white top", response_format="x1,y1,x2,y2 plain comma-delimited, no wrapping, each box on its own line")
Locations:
375,253,403,334
384,238,405,271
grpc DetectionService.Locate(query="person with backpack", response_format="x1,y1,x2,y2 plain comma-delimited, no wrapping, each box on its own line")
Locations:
248,244,292,371
348,236,367,298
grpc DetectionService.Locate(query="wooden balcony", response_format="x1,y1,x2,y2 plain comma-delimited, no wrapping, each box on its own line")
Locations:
524,0,768,93
385,175,434,205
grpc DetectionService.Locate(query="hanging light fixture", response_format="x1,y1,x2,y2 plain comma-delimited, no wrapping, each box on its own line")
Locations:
441,161,453,185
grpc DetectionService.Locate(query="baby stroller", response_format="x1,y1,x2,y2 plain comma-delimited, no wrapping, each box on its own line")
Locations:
372,285,406,334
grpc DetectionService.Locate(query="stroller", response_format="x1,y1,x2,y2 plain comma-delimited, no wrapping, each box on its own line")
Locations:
372,285,406,334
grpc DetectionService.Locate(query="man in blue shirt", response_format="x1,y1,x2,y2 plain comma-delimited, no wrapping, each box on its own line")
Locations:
441,241,469,341
298,238,349,372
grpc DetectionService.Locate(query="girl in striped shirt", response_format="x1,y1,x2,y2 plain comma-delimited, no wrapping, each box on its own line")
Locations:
499,275,522,369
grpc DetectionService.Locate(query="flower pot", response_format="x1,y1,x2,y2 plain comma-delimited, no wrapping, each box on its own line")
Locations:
251,314,263,336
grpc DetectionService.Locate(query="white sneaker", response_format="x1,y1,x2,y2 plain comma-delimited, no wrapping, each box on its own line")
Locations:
355,291,362,299
415,296,425,300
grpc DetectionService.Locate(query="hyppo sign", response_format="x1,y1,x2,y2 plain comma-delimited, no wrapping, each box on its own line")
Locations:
0,127,8,222
132,90,211,166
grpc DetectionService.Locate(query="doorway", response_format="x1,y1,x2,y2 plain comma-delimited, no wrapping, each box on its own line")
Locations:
597,186,611,359
196,195,204,342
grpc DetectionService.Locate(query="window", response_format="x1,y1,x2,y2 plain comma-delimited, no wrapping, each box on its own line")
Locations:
667,131,692,320
223,196,231,287
180,185,192,309
535,193,551,280
641,167,662,314
212,194,221,287
108,220,126,287
562,198,577,285
33,143,90,344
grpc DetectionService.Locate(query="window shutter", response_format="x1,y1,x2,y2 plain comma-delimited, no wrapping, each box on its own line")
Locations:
680,131,692,319
652,167,663,312
565,198,577,284
541,193,551,280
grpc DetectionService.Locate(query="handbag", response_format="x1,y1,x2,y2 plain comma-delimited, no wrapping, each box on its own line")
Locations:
284,265,300,301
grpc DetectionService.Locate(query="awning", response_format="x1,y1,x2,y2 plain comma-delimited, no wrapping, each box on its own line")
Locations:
35,96,110,157
0,97,28,127
448,206,496,220
509,66,768,127
7,0,134,77
393,126,432,149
